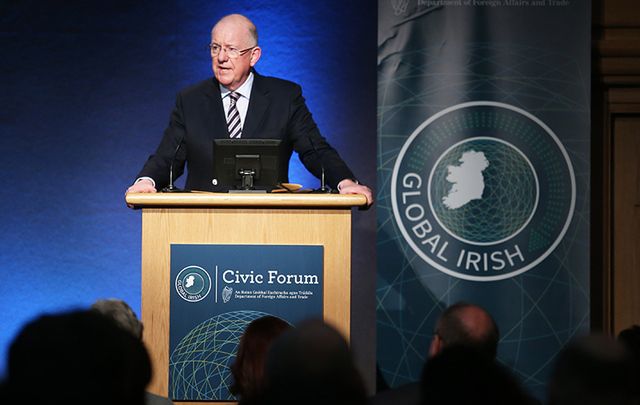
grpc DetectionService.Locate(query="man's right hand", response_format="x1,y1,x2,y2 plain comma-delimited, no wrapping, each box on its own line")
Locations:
125,179,157,208
126,179,157,194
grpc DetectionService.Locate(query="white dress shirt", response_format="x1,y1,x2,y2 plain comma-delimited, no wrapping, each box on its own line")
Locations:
219,72,254,134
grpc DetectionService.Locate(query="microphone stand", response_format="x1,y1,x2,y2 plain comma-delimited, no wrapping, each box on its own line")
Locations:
161,137,189,193
308,136,331,193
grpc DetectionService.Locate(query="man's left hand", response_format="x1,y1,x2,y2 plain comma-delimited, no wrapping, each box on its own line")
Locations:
337,179,374,206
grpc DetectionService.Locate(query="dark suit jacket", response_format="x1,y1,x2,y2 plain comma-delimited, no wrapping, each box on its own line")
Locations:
137,72,355,191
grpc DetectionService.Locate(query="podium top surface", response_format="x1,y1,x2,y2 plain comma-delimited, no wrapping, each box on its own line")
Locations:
125,191,368,208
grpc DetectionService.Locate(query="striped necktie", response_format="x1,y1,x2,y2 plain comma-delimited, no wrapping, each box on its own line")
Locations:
227,92,242,138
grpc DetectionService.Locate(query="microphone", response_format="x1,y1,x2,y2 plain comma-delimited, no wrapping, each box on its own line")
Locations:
161,136,188,193
307,136,330,193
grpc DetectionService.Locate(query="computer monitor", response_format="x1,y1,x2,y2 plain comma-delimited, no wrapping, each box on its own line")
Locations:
211,139,287,192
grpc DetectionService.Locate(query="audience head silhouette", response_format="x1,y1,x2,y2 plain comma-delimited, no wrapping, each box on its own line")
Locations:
618,324,640,362
421,346,533,405
548,334,638,405
230,315,291,402
260,319,366,405
90,299,175,405
4,309,151,405
429,301,499,359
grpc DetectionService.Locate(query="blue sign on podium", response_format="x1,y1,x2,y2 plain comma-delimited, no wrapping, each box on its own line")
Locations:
168,244,323,401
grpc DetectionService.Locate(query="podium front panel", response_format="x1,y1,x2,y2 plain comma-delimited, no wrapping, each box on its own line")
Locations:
139,206,353,404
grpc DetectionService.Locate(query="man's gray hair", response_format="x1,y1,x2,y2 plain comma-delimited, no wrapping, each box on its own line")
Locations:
91,298,143,340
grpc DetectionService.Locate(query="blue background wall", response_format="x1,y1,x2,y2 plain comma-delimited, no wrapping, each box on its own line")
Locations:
0,0,377,381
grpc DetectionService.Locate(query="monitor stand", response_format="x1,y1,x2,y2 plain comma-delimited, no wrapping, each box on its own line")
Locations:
228,169,267,193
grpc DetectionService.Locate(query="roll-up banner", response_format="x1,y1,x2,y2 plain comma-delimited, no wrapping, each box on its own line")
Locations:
377,0,590,397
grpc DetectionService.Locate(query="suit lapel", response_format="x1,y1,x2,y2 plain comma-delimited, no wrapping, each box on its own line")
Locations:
242,73,270,139
202,78,229,139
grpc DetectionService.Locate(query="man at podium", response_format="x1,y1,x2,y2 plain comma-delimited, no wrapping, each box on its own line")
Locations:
126,13,373,205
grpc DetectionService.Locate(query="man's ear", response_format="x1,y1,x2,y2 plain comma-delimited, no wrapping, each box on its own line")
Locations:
428,334,442,358
250,46,261,67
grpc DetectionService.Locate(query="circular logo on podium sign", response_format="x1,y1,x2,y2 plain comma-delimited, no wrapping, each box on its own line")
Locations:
175,265,212,302
391,101,575,281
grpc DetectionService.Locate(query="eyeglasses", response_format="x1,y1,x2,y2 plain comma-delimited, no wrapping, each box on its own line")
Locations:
209,43,255,59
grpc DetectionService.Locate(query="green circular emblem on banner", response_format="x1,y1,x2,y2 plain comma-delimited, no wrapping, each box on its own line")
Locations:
391,101,575,281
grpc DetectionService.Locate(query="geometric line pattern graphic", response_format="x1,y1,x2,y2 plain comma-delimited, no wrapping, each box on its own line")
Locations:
430,137,538,245
169,310,271,401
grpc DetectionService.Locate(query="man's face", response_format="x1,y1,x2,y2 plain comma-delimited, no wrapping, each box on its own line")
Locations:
211,20,260,91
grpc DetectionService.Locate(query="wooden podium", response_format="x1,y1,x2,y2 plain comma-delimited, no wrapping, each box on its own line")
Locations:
125,192,367,403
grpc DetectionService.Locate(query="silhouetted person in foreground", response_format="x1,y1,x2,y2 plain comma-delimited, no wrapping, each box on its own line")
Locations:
0,379,9,403
420,346,534,405
618,324,640,394
259,319,367,405
371,302,500,405
230,315,291,404
4,310,151,405
618,324,640,363
91,298,174,405
548,334,639,405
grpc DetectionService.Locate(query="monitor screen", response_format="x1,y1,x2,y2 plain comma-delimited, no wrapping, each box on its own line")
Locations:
212,139,287,192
